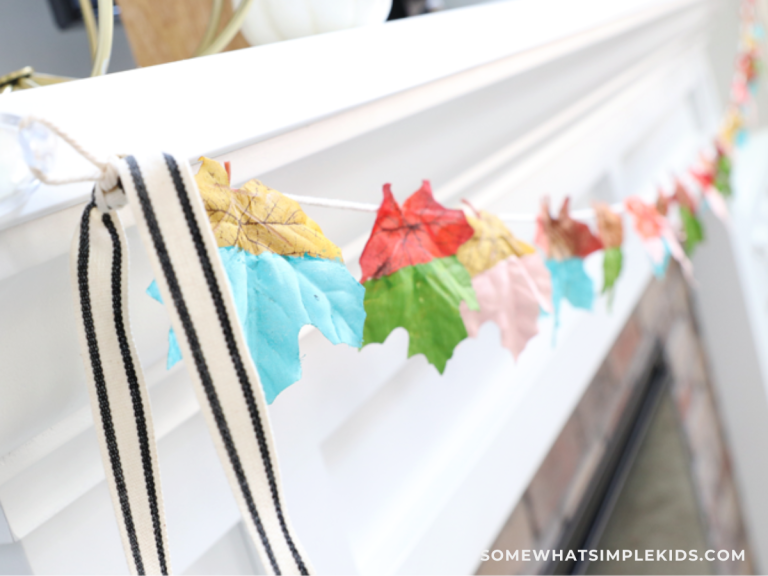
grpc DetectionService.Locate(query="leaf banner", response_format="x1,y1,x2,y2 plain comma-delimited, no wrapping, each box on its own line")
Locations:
359,181,474,282
460,254,552,360
363,256,478,373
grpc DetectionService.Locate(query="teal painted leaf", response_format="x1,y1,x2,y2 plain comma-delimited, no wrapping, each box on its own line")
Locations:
362,255,478,373
545,258,594,334
149,246,366,403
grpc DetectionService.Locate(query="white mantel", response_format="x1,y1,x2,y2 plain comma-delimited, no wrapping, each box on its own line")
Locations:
0,0,752,574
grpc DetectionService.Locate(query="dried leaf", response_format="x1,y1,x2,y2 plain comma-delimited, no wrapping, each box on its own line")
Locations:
594,202,623,248
672,180,698,213
656,190,670,217
456,209,536,277
150,249,366,404
602,246,623,294
715,148,733,198
196,157,342,260
546,258,595,334
362,256,479,373
690,153,729,223
680,206,704,255
359,181,474,282
535,197,603,260
625,197,694,282
461,253,552,360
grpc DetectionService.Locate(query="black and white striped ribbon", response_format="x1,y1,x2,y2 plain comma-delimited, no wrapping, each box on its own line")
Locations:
72,152,312,575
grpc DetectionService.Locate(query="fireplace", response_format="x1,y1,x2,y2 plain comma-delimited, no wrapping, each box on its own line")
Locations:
476,263,753,576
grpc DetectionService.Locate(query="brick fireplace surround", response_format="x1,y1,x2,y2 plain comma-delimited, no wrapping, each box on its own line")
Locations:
476,263,754,575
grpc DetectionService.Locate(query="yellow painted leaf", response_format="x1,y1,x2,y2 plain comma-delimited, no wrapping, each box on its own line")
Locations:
456,210,535,277
195,157,343,261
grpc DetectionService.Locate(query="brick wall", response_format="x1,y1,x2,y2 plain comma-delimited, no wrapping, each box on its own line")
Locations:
476,264,753,575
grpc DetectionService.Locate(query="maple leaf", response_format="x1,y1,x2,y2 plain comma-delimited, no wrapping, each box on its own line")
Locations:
594,202,624,297
546,258,595,335
359,181,474,282
602,247,623,295
690,155,729,222
680,206,705,255
196,156,342,260
672,180,698,213
714,147,733,198
149,158,366,402
362,256,478,373
461,253,552,360
535,197,603,260
594,202,623,248
718,107,744,153
456,207,535,277
625,197,693,282
665,181,705,255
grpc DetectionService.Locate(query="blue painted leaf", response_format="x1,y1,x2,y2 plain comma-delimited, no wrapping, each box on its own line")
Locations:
149,246,366,403
545,258,594,338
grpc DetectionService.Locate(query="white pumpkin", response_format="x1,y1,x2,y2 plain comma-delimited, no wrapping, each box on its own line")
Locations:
232,0,393,46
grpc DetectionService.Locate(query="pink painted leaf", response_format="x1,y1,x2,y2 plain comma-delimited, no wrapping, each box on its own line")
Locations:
625,196,695,283
460,253,552,360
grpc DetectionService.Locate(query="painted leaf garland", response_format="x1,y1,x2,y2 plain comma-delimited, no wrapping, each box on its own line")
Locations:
149,157,365,403
359,181,474,282
457,209,551,359
360,183,477,372
363,256,478,373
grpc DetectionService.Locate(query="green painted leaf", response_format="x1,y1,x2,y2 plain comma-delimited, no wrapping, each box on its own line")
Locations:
680,206,705,255
362,255,479,373
602,246,623,294
715,153,732,198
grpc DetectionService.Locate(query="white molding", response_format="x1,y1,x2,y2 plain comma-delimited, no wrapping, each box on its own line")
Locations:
0,0,705,231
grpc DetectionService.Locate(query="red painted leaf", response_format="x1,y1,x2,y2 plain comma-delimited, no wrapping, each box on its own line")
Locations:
360,181,474,282
535,197,603,260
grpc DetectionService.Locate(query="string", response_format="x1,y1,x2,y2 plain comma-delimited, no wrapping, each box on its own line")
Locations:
284,193,627,221
19,115,126,213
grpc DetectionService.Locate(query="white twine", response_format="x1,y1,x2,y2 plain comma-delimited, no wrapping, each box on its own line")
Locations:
19,115,126,213
284,192,626,222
